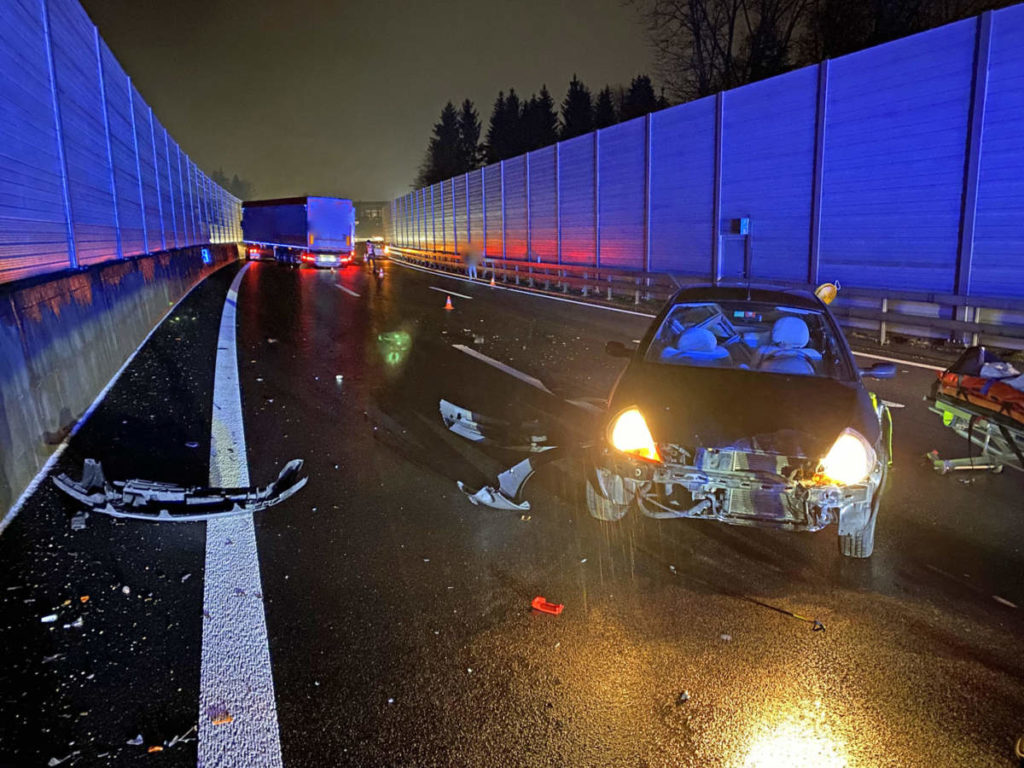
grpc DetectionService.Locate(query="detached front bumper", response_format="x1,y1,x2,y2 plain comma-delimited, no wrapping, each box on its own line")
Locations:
592,450,879,534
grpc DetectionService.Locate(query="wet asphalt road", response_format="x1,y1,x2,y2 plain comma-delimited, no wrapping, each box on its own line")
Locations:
1,258,1023,767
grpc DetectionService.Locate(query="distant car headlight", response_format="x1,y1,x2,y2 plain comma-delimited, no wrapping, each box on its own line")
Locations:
608,407,662,463
819,429,875,485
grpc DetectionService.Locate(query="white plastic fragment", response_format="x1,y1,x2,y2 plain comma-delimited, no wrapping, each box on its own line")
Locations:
40,614,58,623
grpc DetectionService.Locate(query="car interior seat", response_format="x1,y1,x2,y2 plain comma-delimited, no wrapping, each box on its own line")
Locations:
755,316,821,375
660,327,730,365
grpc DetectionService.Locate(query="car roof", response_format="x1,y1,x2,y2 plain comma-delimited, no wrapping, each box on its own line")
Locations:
669,283,823,310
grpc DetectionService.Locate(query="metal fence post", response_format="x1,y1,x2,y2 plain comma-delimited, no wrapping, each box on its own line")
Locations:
500,160,506,261
163,130,178,248
711,92,724,284
41,0,77,268
809,60,829,285
94,26,122,260
464,173,469,251
525,153,532,261
955,10,992,302
127,77,149,253
594,129,601,269
481,171,486,257
148,107,165,250
644,113,652,275
430,184,435,251
556,142,562,267
186,157,196,246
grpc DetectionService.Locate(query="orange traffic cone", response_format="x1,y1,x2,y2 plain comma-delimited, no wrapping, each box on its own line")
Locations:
444,295,454,310
490,276,496,287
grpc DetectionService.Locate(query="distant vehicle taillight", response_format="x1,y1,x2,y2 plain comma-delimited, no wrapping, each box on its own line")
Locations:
300,253,315,263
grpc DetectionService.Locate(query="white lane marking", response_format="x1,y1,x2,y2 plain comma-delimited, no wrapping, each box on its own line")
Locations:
993,595,1018,609
335,284,360,298
0,262,233,536
452,344,553,395
852,351,943,372
428,285,473,300
394,259,953,370
199,263,283,767
394,259,655,318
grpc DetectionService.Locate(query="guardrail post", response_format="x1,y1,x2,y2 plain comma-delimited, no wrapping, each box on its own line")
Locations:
879,297,888,345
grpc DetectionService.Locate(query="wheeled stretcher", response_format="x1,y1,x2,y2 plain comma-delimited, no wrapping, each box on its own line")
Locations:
926,347,1024,474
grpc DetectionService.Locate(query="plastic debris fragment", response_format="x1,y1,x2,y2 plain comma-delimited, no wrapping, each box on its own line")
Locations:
41,614,58,623
70,513,88,531
127,734,144,746
148,745,164,753
531,596,563,615
677,691,691,704
211,713,234,726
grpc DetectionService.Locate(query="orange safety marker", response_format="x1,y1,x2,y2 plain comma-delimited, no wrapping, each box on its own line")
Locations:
444,295,454,310
490,276,496,287
531,596,563,615
211,713,234,726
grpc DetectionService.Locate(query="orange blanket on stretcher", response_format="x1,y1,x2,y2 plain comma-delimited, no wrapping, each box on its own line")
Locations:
936,372,1024,426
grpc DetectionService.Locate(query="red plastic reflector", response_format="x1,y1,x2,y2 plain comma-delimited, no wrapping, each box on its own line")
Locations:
531,596,563,615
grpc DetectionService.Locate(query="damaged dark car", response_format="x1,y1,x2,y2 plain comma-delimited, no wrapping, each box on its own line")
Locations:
593,285,895,558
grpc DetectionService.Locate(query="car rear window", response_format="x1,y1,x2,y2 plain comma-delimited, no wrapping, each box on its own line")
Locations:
644,301,848,378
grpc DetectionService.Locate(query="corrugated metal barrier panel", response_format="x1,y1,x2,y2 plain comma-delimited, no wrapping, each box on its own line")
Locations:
442,177,454,251
597,118,645,269
0,0,69,281
451,176,466,251
721,66,817,282
820,19,975,292
971,5,1024,298
558,133,596,266
484,165,502,257
50,0,116,266
648,96,715,274
468,170,483,249
503,156,527,260
100,41,143,257
528,146,557,262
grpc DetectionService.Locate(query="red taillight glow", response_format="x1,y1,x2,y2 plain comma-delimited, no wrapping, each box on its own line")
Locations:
300,253,315,263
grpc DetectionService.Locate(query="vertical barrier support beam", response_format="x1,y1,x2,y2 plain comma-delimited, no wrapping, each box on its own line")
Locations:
176,146,186,246
809,60,829,286
556,142,562,266
481,171,486,257
643,113,652,275
430,185,435,251
148,107,165,250
164,131,174,249
525,153,532,261
440,179,446,252
127,77,148,253
187,158,196,246
711,92,723,284
500,161,507,261
94,26,122,260
955,10,992,300
464,173,470,250
42,0,77,268
594,130,601,268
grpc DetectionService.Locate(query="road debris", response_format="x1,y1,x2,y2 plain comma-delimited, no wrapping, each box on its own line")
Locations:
47,752,79,766
63,617,84,629
185,441,199,449
166,724,197,748
79,595,89,603
70,512,88,531
677,691,691,704
720,633,732,642
211,713,234,726
122,586,130,595
531,596,564,615
181,573,192,583
40,614,58,623
148,745,164,753
42,653,64,664
127,734,144,745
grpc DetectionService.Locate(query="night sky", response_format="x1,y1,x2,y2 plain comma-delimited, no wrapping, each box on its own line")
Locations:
80,0,655,201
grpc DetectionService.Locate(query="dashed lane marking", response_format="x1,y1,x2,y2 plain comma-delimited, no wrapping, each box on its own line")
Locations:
335,284,360,298
452,344,552,395
199,263,283,767
428,285,473,300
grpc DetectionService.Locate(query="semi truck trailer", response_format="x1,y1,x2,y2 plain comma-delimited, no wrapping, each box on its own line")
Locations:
242,196,356,268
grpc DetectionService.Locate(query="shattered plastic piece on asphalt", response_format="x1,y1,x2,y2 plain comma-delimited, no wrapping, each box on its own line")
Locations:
122,586,130,595
812,620,826,632
42,653,64,664
457,481,530,511
40,614,58,623
127,734,144,746
63,617,83,629
520,514,531,521
185,441,199,449
148,745,164,753
47,752,79,766
167,724,197,748
720,634,732,642
70,512,88,531
53,458,308,521
181,573,192,582
677,691,691,704
211,713,234,726
531,596,564,615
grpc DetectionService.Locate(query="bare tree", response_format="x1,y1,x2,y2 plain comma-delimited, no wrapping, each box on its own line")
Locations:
630,0,810,101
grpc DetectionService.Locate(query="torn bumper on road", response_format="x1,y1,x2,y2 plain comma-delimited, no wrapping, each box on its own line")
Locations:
53,458,308,521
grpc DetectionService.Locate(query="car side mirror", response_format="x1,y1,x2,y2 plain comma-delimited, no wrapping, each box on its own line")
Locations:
860,362,896,379
605,341,634,358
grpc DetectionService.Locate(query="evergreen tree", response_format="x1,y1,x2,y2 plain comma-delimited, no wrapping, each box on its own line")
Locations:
522,85,558,151
416,101,461,187
503,88,523,157
485,91,507,163
622,75,659,121
559,75,593,140
457,98,481,172
593,86,617,129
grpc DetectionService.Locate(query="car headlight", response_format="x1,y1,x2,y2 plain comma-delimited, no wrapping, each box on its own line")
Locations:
819,428,875,485
608,407,662,463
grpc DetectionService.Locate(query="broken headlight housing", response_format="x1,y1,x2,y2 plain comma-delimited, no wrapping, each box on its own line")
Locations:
608,407,662,463
818,428,875,485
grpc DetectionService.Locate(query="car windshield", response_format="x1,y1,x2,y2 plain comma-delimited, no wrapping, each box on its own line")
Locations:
645,301,848,378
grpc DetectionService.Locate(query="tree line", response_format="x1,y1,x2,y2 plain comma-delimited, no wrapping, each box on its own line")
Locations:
415,75,667,188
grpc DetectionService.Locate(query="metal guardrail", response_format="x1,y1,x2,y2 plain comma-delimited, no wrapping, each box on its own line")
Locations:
389,245,1024,349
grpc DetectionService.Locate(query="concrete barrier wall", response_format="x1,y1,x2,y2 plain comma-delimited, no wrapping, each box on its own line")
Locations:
0,244,241,513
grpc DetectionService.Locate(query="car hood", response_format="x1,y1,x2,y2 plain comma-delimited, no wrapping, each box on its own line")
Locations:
609,363,879,458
